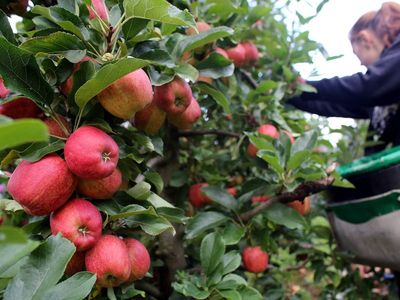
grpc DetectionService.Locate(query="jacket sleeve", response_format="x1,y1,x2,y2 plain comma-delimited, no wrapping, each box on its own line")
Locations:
297,39,400,107
287,96,371,119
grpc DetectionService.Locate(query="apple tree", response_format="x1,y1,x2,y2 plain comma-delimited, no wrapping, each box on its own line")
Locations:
0,0,390,299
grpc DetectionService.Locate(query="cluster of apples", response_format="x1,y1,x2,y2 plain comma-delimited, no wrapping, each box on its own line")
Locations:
6,125,150,288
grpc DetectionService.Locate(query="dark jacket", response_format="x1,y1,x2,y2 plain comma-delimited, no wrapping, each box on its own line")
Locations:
288,34,400,154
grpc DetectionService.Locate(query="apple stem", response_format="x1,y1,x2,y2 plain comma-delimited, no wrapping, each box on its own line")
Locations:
50,110,70,137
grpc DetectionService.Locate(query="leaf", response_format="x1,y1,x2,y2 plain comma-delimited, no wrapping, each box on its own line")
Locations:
195,52,234,79
237,286,263,300
217,289,242,300
126,182,152,200
123,0,196,29
122,18,150,40
174,62,199,83
18,140,65,162
75,57,150,108
0,10,17,45
20,32,86,63
0,37,54,107
221,222,245,245
0,226,28,244
186,212,229,240
4,235,75,300
0,119,49,151
200,232,225,276
198,82,231,114
291,130,318,156
0,240,39,276
144,170,164,194
264,203,306,229
221,251,241,275
287,150,311,170
41,272,96,300
172,280,210,299
202,186,238,211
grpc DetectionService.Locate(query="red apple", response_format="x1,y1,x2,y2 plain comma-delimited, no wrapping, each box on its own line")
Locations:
0,97,42,119
215,47,229,59
51,198,102,251
64,126,119,179
186,21,211,35
242,246,269,273
283,130,295,144
153,77,193,114
226,44,246,67
97,69,153,120
242,41,260,65
227,187,237,197
188,183,211,208
65,251,86,276
7,154,77,216
133,103,167,135
77,168,122,200
4,0,28,15
43,115,71,138
85,235,131,288
87,0,109,21
124,238,151,281
251,195,270,204
0,78,10,98
247,124,280,157
168,97,201,130
287,196,311,216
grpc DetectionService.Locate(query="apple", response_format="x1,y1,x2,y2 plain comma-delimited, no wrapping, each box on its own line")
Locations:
153,77,193,114
43,115,71,138
189,183,211,208
50,198,103,251
65,251,86,276
215,47,229,59
168,97,201,130
77,168,122,200
0,97,42,119
124,238,151,281
282,130,295,144
133,103,167,135
4,0,28,15
64,126,119,179
197,75,213,84
97,69,153,120
226,44,246,67
226,187,237,197
85,235,131,288
0,78,10,98
186,21,211,35
242,41,260,65
242,246,269,273
247,124,280,157
251,195,270,204
287,196,311,215
87,0,109,21
7,154,77,216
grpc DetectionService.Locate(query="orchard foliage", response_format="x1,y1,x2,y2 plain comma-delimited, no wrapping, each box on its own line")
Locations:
0,0,389,299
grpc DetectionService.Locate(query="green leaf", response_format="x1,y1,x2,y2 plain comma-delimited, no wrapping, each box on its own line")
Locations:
217,289,242,300
146,192,175,208
0,10,17,45
287,150,311,170
0,37,54,107
221,251,241,275
75,57,150,108
0,240,39,276
195,52,234,79
18,140,65,162
202,186,238,211
4,235,75,300
291,131,318,156
122,18,150,40
126,182,152,200
0,119,49,151
186,212,229,240
0,226,28,244
144,170,164,194
20,32,86,63
123,0,196,29
0,199,23,212
198,82,231,114
157,207,186,224
221,223,245,245
264,203,306,229
172,280,210,299
238,286,263,300
109,204,154,221
41,272,96,300
174,62,199,83
200,232,225,276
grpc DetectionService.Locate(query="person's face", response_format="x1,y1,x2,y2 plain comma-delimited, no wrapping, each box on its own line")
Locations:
351,30,385,66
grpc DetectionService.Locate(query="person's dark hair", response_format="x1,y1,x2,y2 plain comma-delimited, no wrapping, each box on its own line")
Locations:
349,2,400,47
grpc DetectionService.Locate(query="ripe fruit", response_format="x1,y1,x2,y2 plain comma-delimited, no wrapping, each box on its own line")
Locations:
189,183,211,208
4,0,28,15
186,21,211,35
97,69,153,120
77,168,122,200
154,77,193,114
215,47,229,59
283,130,295,144
124,238,151,281
168,97,201,130
242,246,269,273
227,187,237,197
7,154,76,216
226,44,246,67
65,251,86,276
251,195,270,204
43,115,71,138
287,196,311,215
242,41,260,65
0,97,42,119
133,103,166,135
50,198,103,251
247,124,280,157
0,78,9,98
64,126,119,179
87,0,109,21
85,235,131,288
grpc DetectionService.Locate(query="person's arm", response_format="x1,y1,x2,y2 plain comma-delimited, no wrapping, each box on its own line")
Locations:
298,39,400,107
288,96,371,119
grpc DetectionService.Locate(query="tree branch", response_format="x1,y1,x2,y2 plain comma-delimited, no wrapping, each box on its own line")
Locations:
177,129,241,138
239,70,258,89
239,176,334,222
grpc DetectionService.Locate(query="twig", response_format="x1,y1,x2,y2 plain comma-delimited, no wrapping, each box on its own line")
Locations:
239,176,334,222
177,129,241,138
283,257,310,272
239,70,258,89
